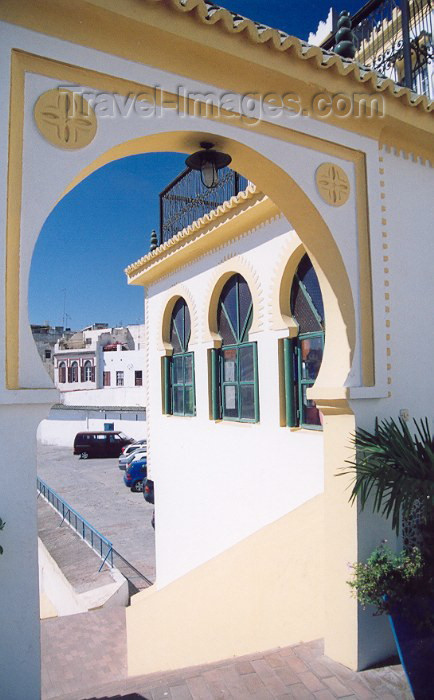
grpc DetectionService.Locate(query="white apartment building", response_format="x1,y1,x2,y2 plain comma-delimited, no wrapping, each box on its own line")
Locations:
54,324,145,395
37,324,147,445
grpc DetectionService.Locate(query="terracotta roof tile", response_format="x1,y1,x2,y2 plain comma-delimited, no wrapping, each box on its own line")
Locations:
156,0,432,112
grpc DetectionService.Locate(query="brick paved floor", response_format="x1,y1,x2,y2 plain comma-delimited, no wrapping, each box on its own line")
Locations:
41,607,412,700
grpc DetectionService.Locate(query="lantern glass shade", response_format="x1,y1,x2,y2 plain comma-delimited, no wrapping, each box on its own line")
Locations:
185,143,232,189
201,157,218,188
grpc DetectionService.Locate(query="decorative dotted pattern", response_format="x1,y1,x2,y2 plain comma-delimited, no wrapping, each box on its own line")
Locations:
378,150,392,397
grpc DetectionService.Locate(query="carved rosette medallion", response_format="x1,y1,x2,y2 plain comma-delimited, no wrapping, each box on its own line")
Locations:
34,89,97,149
315,163,350,206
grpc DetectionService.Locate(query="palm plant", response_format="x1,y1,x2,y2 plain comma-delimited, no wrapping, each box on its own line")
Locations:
342,417,434,536
343,418,434,697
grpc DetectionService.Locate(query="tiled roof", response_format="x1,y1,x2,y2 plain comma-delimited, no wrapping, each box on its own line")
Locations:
157,0,433,112
125,183,264,277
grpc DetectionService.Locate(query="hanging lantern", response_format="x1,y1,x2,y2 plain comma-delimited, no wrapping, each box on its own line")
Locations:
185,142,232,189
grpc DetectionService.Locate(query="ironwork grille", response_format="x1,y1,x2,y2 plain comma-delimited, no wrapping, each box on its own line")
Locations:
323,0,433,99
159,167,249,245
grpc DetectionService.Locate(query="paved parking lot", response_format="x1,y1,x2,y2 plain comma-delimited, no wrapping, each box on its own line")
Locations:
37,443,155,581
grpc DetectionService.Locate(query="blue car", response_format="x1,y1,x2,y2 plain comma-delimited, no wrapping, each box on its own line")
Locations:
123,457,147,492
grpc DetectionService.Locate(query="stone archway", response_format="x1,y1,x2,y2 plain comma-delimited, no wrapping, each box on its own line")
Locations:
2,40,378,700
16,127,363,671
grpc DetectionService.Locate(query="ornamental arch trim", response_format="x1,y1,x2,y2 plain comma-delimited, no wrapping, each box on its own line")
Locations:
159,285,198,354
8,112,363,392
203,255,263,347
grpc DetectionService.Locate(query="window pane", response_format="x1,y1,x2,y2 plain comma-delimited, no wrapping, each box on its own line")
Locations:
301,386,322,426
217,303,236,345
184,386,194,415
223,347,237,382
238,277,252,340
223,385,238,417
298,255,324,322
300,336,323,381
239,345,254,382
172,299,185,350
220,277,238,335
184,354,193,384
172,355,184,384
240,384,255,420
173,386,184,414
184,305,191,348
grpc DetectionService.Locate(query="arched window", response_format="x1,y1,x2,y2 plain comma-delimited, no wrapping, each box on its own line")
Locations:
163,298,195,416
213,274,259,422
69,360,79,383
83,360,93,382
284,254,325,428
58,361,66,384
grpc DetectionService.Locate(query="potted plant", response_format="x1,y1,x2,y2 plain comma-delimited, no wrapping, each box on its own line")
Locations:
342,417,434,700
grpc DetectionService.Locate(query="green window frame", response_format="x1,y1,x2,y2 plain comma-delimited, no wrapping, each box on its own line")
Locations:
163,298,196,417
283,255,325,430
171,351,195,416
212,274,259,423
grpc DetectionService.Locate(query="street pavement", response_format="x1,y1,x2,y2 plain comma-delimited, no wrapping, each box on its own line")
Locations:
37,443,155,581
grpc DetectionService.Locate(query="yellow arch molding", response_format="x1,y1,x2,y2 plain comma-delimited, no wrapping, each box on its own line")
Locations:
160,288,198,353
6,50,373,394
63,132,361,392
203,256,264,347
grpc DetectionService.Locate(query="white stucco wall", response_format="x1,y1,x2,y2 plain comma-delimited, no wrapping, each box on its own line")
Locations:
38,538,129,616
62,386,145,407
37,407,146,447
147,218,325,587
100,348,144,389
349,147,434,462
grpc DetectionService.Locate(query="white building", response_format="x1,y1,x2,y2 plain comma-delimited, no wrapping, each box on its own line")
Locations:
37,324,147,445
54,323,145,394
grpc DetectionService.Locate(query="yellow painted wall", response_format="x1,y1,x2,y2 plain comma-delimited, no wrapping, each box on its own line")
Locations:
127,494,324,676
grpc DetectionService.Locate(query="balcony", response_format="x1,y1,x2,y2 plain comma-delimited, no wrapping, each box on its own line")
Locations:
159,166,249,246
322,0,433,100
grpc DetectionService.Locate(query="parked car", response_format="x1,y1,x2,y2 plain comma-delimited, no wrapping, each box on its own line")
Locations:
123,457,147,492
120,439,147,457
118,444,147,470
74,431,133,459
143,478,154,504
118,447,147,471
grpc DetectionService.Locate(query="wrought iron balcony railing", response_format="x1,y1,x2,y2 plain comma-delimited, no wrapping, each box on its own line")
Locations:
322,0,433,99
159,166,249,245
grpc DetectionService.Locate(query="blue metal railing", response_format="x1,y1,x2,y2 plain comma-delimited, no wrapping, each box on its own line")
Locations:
37,477,153,589
37,476,113,569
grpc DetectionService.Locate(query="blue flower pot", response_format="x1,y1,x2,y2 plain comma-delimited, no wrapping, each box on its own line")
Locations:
388,598,434,699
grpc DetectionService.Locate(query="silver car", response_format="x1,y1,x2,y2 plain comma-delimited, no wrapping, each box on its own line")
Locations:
118,444,147,470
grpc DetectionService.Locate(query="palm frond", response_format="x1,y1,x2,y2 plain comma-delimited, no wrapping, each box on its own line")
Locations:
339,417,434,534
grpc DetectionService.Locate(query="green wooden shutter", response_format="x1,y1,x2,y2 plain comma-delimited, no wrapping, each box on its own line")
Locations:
163,355,171,414
283,337,297,427
211,348,220,420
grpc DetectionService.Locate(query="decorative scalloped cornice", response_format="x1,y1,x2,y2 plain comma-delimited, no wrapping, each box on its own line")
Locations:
125,183,261,276
147,0,433,113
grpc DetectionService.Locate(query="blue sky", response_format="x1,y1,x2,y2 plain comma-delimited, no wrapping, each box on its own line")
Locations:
29,1,362,329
